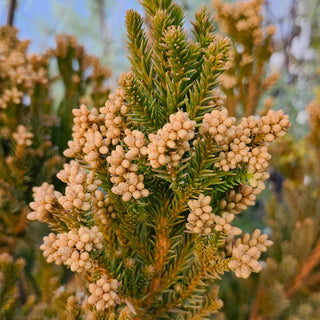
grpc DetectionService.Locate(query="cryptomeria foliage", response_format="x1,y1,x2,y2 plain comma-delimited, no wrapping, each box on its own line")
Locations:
220,91,320,320
0,27,111,319
50,34,111,151
28,1,290,319
212,0,279,118
248,93,320,320
0,26,62,252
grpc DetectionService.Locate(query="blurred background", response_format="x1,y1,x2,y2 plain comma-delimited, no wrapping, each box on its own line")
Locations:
1,0,319,120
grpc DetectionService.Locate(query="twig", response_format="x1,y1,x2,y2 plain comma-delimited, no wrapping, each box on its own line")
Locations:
7,0,17,26
286,237,320,297
304,271,320,288
249,287,264,320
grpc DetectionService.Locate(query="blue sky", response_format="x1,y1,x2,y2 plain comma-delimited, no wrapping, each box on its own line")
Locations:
0,0,141,53
0,0,287,50
0,0,145,82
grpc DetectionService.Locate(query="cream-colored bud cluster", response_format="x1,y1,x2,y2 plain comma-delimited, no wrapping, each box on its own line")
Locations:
201,109,252,171
40,226,103,272
263,96,275,113
211,88,227,108
123,129,148,158
28,53,49,68
187,196,242,238
27,53,49,86
93,190,116,224
28,161,103,221
0,87,23,108
64,105,108,168
88,55,112,80
88,276,120,310
0,27,49,109
147,111,196,169
201,108,287,207
307,101,320,132
12,125,33,146
0,253,25,279
64,89,128,169
28,182,62,221
247,146,271,174
263,72,280,90
186,194,215,235
248,172,270,190
57,160,101,211
107,145,149,201
220,184,260,214
200,108,235,140
212,0,272,46
201,108,290,176
118,306,135,320
240,53,254,67
215,132,251,172
219,73,238,89
213,212,242,236
260,109,290,142
50,34,111,81
212,0,278,117
118,71,134,91
65,293,87,318
240,114,286,190
81,123,109,167
228,229,273,279
0,252,14,265
99,88,128,145
53,34,78,58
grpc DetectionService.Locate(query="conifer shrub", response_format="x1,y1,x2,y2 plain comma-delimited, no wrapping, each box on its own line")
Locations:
28,0,290,318
0,26,63,252
0,26,111,318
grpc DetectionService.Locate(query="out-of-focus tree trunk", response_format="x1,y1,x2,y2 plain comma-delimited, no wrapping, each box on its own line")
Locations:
7,0,17,26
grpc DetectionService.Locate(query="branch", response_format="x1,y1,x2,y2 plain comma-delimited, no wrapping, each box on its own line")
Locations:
7,0,17,26
154,265,204,317
286,237,320,297
249,287,264,320
304,271,320,288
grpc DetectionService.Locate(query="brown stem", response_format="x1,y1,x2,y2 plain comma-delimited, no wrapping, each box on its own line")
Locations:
154,267,204,317
303,271,320,288
286,237,320,297
7,0,17,26
249,287,264,320
138,194,189,315
135,216,171,318
250,238,320,320
149,216,171,293
245,66,264,117
226,93,237,117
